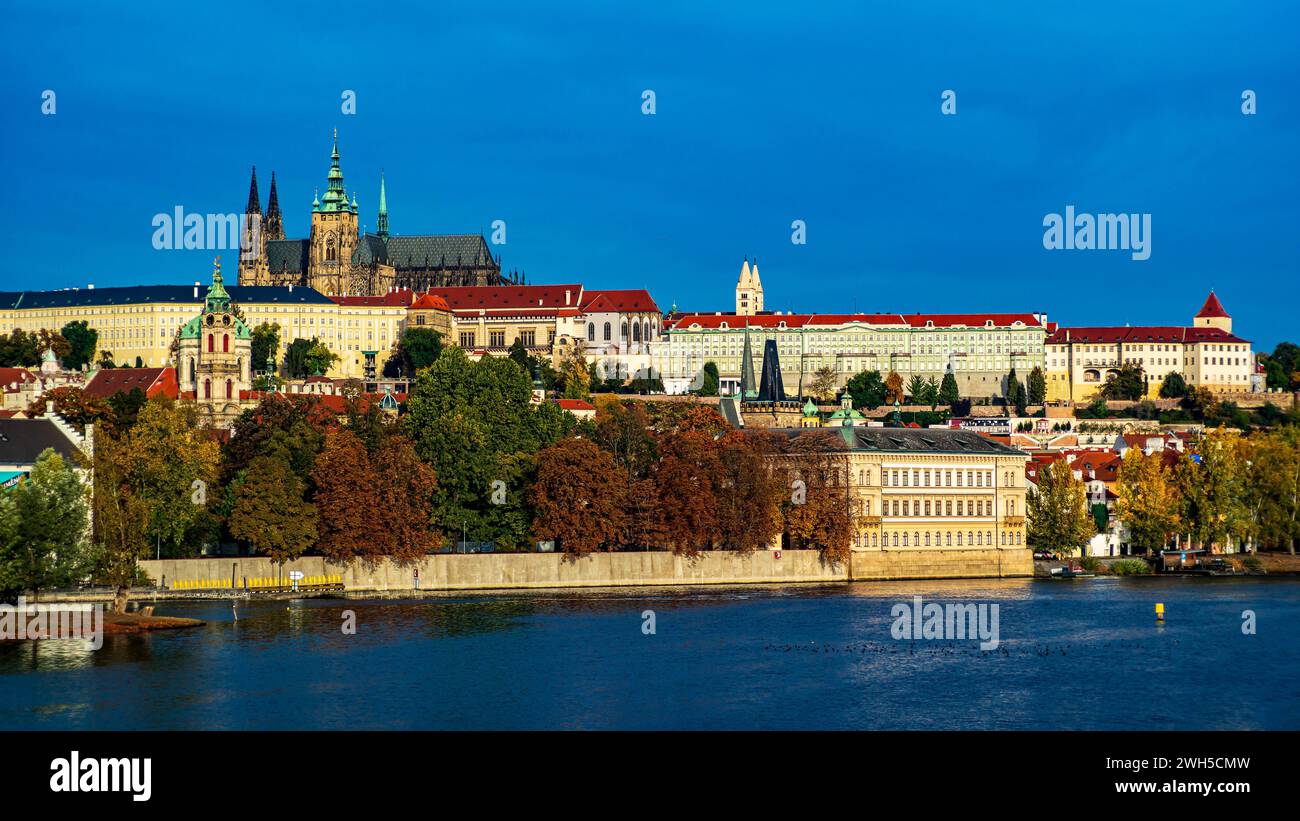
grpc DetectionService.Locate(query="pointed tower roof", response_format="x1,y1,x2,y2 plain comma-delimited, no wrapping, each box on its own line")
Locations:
267,171,281,218
739,324,757,399
245,166,261,214
738,258,752,287
376,171,390,238
1196,290,1229,318
750,258,761,287
318,129,356,214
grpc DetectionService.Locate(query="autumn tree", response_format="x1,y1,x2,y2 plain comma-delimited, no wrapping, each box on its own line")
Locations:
27,386,114,432
1116,449,1182,554
779,430,853,563
530,437,628,556
810,366,838,402
1025,460,1095,558
1254,426,1300,554
1175,429,1251,551
651,430,721,556
229,454,319,562
370,434,442,562
884,371,905,405
311,430,375,562
714,432,784,553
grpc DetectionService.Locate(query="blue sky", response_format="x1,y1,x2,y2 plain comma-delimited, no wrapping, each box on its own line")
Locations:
2,1,1297,349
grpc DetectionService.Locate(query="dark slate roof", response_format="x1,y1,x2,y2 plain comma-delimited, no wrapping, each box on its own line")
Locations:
757,426,1026,456
266,239,309,274
0,419,82,466
385,234,496,269
353,234,388,265
0,284,334,309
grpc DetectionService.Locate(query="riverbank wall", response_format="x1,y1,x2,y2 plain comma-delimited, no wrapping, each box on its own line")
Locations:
129,548,1031,596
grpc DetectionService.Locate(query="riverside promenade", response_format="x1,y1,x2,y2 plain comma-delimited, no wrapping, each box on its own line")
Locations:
124,549,1033,598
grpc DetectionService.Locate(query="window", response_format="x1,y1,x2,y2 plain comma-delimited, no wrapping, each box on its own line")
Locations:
208,333,214,353
519,330,536,348
490,331,505,348
587,323,595,342
603,322,611,341
225,379,232,399
459,331,476,348
223,334,229,353
203,379,210,399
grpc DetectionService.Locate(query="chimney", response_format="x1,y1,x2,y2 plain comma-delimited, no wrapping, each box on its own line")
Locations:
564,290,571,306
46,400,54,415
193,283,200,298
88,283,94,290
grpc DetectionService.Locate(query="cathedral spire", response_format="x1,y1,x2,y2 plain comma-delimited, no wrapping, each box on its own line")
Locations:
265,171,284,240
376,171,389,238
244,166,261,215
320,129,354,213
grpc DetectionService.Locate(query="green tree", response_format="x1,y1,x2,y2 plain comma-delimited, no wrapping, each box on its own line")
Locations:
1027,366,1047,405
1252,426,1300,554
906,374,928,403
284,337,339,378
1261,342,1300,391
60,321,99,371
938,371,960,406
250,322,281,374
1101,362,1146,401
1116,449,1183,554
846,370,886,409
229,454,318,562
1158,371,1189,399
386,327,444,378
0,329,42,367
698,361,720,397
0,449,90,599
1026,460,1096,558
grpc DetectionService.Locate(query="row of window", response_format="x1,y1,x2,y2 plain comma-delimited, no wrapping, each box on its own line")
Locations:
882,468,1010,488
856,530,1023,548
883,498,1012,517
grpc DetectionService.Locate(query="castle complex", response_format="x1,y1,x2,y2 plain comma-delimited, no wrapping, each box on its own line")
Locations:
237,131,515,296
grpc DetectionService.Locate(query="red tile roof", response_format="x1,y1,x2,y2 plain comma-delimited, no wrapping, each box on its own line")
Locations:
1196,291,1229,318
83,367,179,400
554,398,596,411
668,312,1043,331
328,289,418,307
1047,325,1248,345
579,289,660,314
410,293,450,311
0,368,37,393
425,284,584,311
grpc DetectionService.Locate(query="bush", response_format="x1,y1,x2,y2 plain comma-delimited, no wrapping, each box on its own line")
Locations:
1110,559,1153,576
1079,556,1101,572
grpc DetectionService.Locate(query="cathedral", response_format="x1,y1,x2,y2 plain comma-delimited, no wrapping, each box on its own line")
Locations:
176,259,253,428
237,131,518,296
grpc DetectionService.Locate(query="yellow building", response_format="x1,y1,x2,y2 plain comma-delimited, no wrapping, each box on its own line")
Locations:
1044,291,1255,402
762,426,1030,552
0,277,407,380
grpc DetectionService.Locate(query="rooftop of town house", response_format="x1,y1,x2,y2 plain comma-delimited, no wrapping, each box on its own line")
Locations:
82,367,179,400
749,426,1028,456
1045,325,1248,345
0,419,83,465
668,311,1044,331
0,284,337,308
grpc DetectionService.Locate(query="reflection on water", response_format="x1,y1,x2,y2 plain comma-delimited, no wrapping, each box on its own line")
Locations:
1,578,1297,730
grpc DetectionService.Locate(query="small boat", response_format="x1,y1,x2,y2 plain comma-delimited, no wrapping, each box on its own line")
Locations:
1049,564,1096,579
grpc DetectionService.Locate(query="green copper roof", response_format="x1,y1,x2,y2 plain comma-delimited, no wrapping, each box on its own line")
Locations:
802,398,818,416
315,129,357,215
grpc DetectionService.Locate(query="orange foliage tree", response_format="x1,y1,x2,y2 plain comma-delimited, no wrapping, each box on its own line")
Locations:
779,430,854,563
530,437,628,557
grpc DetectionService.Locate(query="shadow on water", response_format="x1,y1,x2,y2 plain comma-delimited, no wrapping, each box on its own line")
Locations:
1,577,1297,729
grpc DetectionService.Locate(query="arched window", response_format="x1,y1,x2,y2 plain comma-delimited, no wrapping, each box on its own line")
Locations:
587,323,595,342
633,323,641,342
987,531,993,545
603,322,611,341
872,533,878,548
225,379,232,399
976,532,983,546
621,322,628,339
902,533,909,547
203,379,210,399
207,333,214,353
946,532,952,546
957,532,963,546
925,533,931,546
223,333,229,353
892,533,899,547
188,358,195,383
643,320,651,341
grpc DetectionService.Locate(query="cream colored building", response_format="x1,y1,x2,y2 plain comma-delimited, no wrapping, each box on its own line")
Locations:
1044,292,1255,402
763,426,1030,552
0,276,410,381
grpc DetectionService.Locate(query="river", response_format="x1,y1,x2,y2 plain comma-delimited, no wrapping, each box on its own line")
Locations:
2,577,1297,730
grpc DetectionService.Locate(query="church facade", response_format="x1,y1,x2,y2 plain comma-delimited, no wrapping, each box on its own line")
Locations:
237,131,517,296
176,259,253,428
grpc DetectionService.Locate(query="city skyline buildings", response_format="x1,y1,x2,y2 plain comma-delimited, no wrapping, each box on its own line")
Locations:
3,2,1297,351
